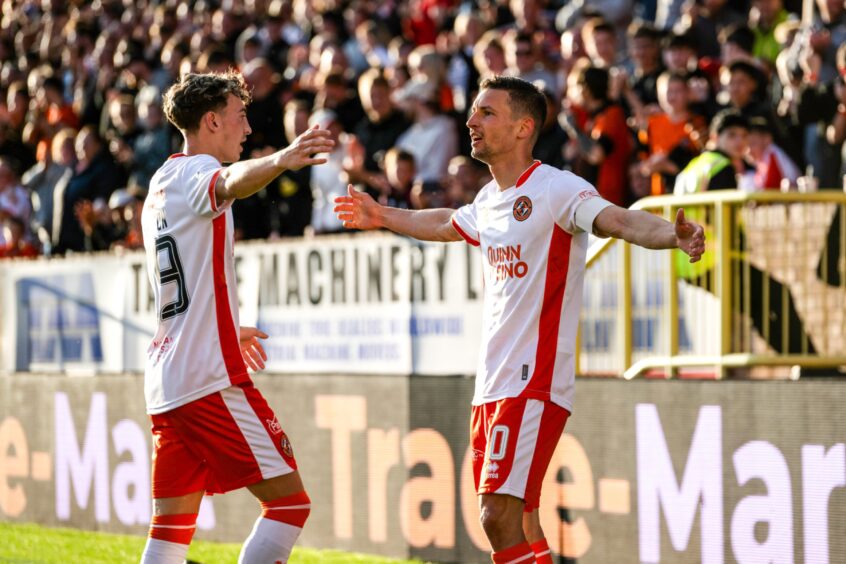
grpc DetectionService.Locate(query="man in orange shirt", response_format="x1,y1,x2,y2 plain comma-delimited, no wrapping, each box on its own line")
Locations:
562,60,632,206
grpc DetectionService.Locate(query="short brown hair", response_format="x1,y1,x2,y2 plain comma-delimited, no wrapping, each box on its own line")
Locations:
163,71,251,132
479,75,546,145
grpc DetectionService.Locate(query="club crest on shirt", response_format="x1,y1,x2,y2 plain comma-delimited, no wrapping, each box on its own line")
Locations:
513,196,532,221
280,434,294,458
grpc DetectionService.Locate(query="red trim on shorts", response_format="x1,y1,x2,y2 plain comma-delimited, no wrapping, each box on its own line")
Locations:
522,403,570,510
451,217,480,246
261,491,311,527
525,224,572,400
208,169,222,212
515,160,541,188
212,214,248,382
149,513,197,545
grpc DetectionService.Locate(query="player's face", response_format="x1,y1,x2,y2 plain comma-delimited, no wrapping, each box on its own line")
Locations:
217,94,252,163
466,88,521,165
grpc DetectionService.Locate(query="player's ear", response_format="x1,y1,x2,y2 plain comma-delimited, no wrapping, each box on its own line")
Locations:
204,111,219,131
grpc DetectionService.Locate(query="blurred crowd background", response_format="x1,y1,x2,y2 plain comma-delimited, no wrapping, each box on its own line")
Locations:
0,0,844,259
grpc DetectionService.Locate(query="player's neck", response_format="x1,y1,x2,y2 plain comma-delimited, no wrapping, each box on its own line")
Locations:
489,156,538,191
182,135,225,163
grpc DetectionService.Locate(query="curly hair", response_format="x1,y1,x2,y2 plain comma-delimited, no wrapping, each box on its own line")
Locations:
163,71,252,133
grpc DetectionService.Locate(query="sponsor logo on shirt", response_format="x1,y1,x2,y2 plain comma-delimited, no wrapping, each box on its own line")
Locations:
578,189,598,201
513,196,532,221
487,244,528,281
472,448,486,461
267,417,283,435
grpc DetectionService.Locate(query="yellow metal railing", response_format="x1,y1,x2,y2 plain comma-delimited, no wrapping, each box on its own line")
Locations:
577,191,846,379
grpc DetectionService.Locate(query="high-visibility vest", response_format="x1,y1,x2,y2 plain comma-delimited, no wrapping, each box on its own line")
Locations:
672,151,731,278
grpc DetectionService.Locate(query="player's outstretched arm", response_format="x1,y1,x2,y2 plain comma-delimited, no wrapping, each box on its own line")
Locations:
215,126,335,201
334,185,462,242
593,206,706,263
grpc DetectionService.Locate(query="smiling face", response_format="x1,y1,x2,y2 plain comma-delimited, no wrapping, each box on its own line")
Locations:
214,94,252,163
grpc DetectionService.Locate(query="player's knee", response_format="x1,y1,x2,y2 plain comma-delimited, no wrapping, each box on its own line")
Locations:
479,498,513,538
260,490,311,529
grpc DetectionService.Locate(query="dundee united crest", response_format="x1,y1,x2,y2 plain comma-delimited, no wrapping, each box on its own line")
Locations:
513,195,532,221
280,434,294,458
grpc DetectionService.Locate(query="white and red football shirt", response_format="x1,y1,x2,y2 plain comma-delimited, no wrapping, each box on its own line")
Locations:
141,154,248,415
451,161,611,412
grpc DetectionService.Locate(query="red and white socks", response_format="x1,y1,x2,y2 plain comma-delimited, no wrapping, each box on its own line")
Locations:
530,538,553,563
140,513,197,564
492,541,536,563
238,490,311,564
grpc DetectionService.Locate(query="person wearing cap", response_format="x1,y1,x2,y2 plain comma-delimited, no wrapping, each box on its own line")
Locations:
674,109,751,195
674,109,817,357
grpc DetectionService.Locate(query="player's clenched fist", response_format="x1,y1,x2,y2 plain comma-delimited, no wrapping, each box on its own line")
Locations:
278,125,335,171
334,184,383,230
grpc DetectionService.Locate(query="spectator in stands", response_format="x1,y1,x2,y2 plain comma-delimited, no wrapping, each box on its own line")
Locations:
750,0,791,64
719,24,757,67
268,98,313,238
23,127,75,254
394,79,458,183
562,60,632,206
378,147,416,208
505,32,558,94
581,17,620,69
621,21,665,111
747,116,800,189
533,87,570,170
351,68,411,176
410,179,448,209
636,71,705,195
474,31,509,81
0,216,38,258
798,42,846,187
308,109,348,234
52,126,124,254
445,155,489,208
126,87,174,192
446,11,484,113
0,157,31,246
674,109,817,356
682,0,746,59
675,110,751,194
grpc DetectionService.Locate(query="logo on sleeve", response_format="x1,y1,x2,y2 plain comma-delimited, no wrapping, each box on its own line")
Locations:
513,196,532,221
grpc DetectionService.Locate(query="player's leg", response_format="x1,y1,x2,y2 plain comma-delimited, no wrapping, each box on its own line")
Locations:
522,510,553,563
141,415,206,564
239,471,311,564
160,382,309,563
471,399,534,562
520,400,570,564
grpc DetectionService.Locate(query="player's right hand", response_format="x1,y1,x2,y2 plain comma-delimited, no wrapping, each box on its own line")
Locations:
334,184,382,230
278,125,335,171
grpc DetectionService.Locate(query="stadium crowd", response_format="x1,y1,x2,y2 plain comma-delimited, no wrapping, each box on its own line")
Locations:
0,0,844,258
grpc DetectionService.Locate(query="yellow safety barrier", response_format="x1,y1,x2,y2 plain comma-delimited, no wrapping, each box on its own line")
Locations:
577,191,846,379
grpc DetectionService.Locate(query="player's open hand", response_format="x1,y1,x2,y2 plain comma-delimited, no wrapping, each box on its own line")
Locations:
278,125,335,171
674,208,706,263
333,184,383,230
239,326,269,371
